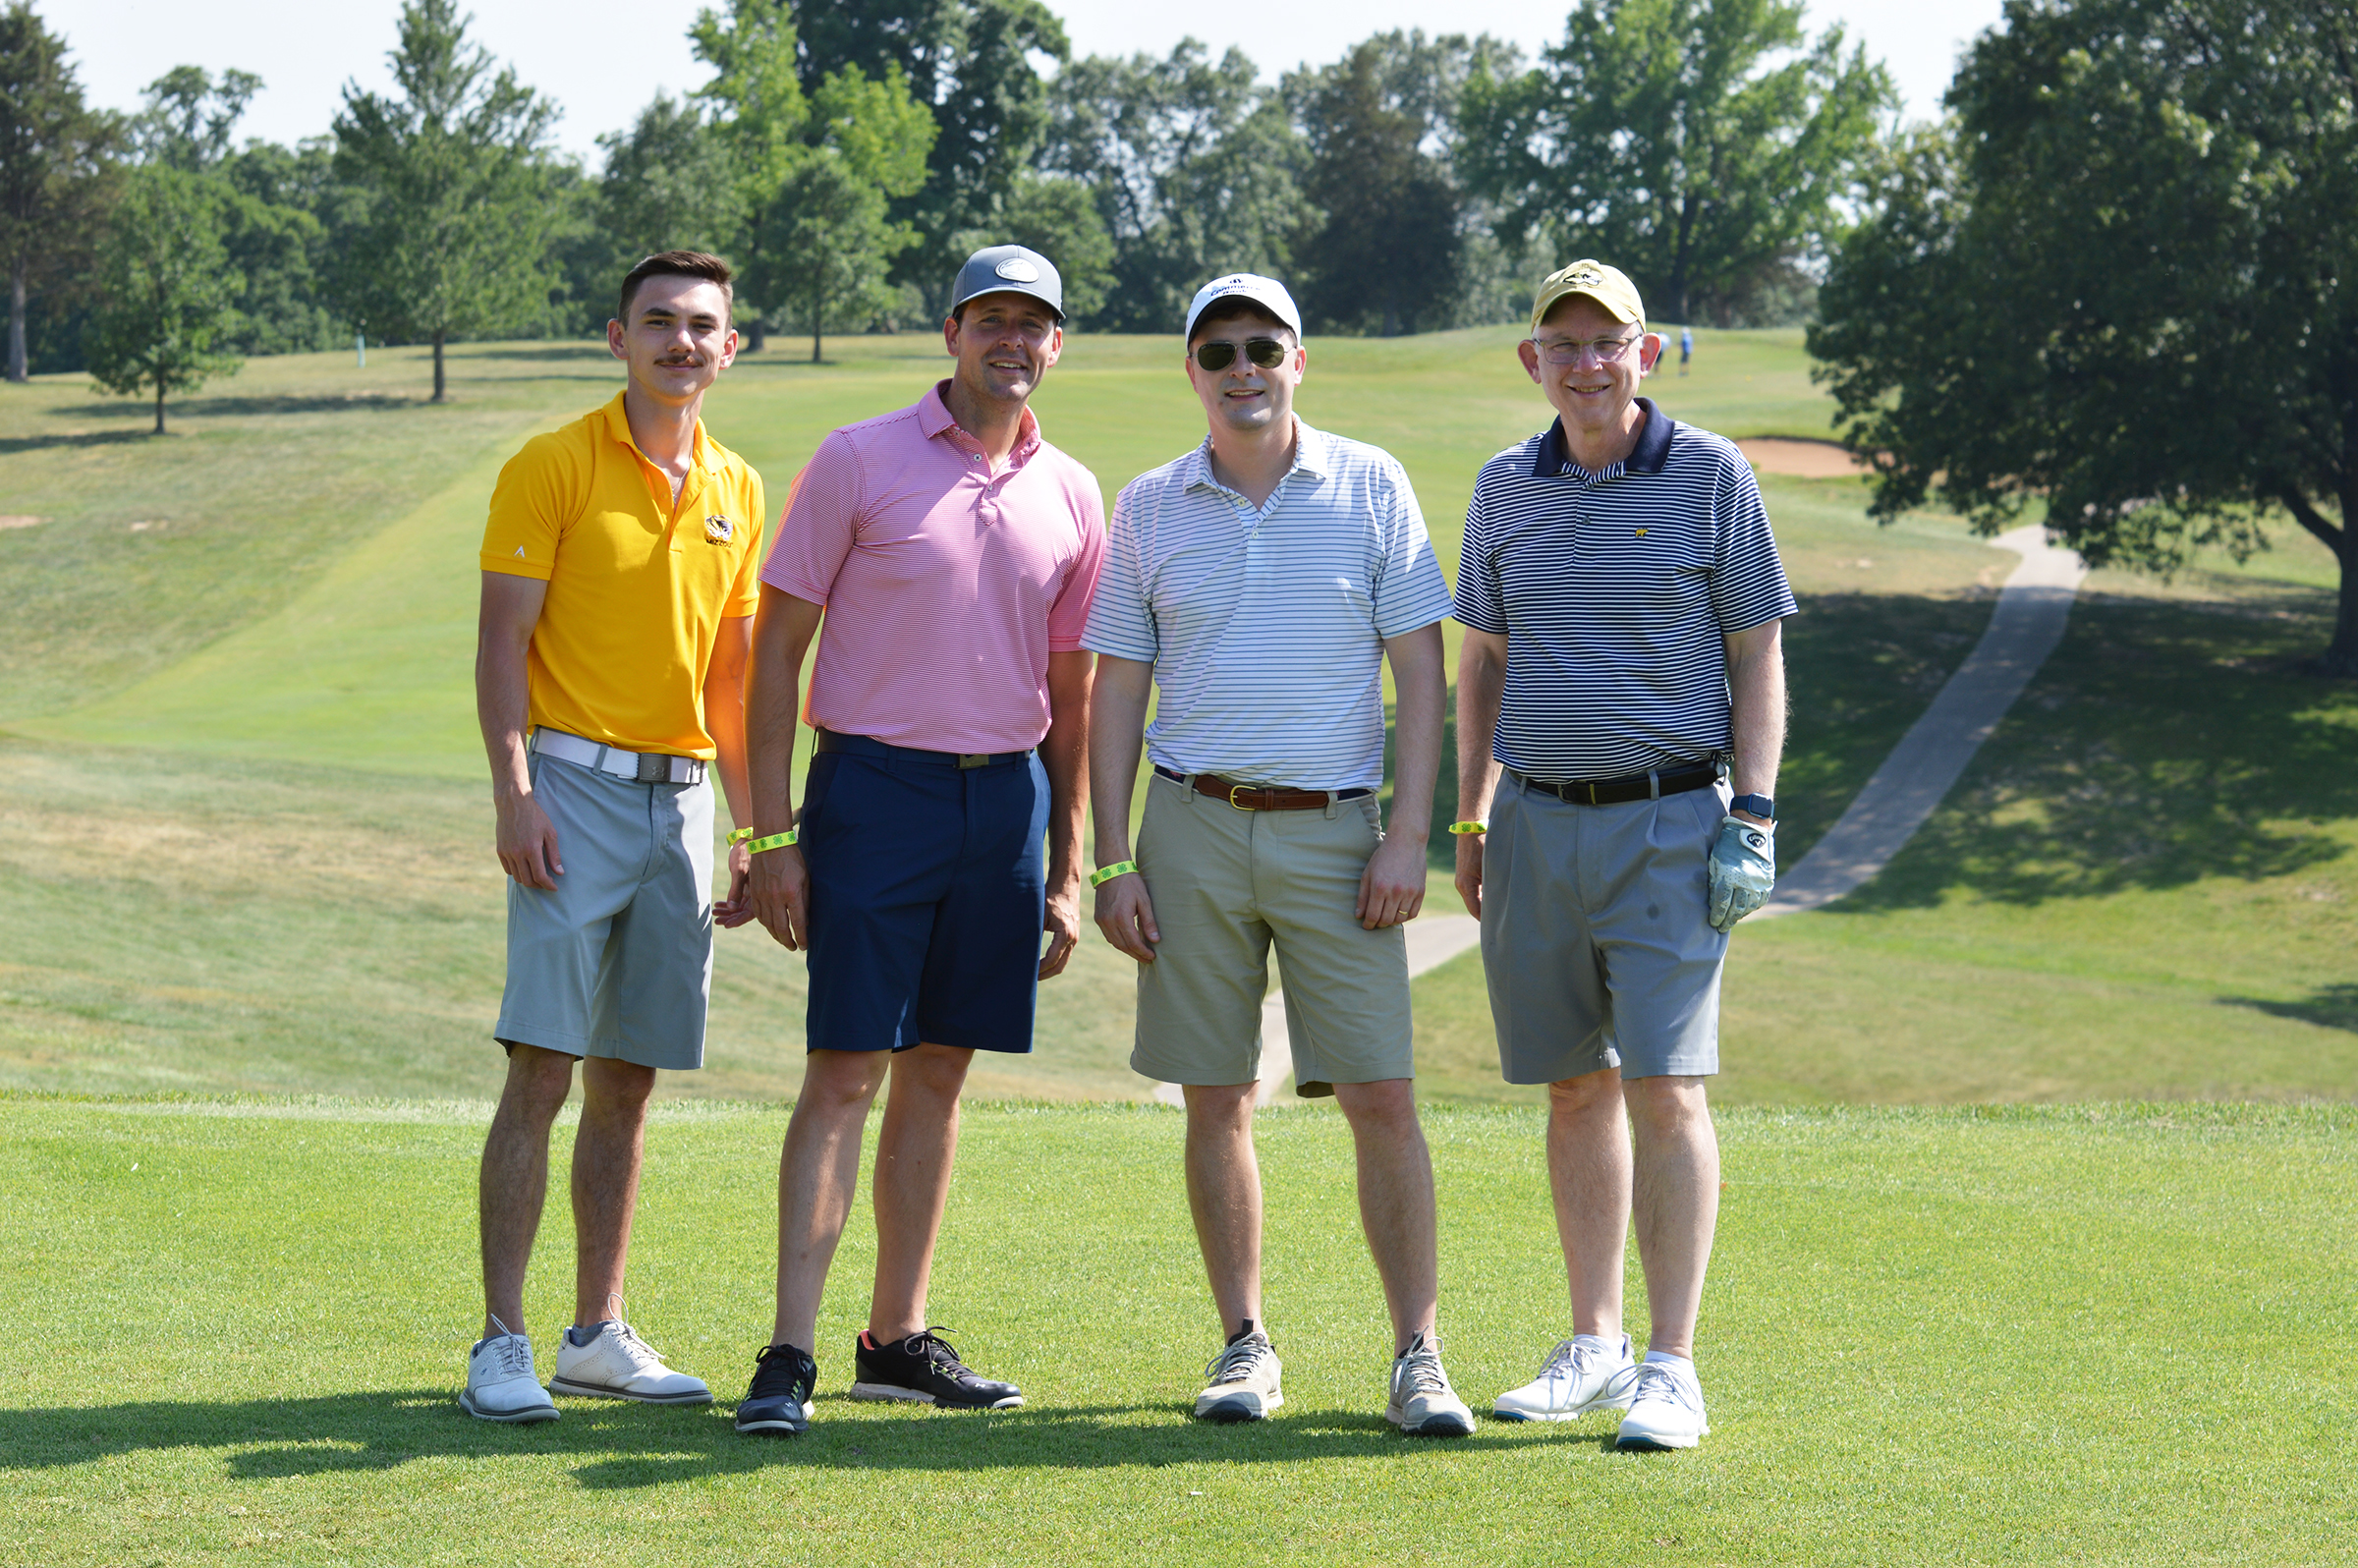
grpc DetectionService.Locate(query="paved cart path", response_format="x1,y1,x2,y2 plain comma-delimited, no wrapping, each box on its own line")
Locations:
1150,524,2085,1103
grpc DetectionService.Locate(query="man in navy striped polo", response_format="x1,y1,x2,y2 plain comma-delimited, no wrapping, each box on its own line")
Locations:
1453,260,1793,1451
1086,273,1475,1436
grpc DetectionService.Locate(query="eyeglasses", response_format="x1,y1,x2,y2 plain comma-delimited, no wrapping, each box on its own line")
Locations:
1531,333,1642,365
1193,337,1290,372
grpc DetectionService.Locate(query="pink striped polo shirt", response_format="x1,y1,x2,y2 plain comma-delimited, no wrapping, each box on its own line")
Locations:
760,381,1105,754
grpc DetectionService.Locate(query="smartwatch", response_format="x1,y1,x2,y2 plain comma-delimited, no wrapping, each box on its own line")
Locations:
1730,793,1775,820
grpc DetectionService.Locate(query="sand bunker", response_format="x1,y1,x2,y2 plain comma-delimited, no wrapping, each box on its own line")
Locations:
0,515,46,530
1738,438,1867,477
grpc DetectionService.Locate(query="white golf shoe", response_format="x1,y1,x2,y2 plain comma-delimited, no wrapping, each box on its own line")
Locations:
548,1311,712,1405
460,1317,559,1424
1386,1330,1476,1437
1493,1333,1638,1422
1614,1355,1711,1450
1194,1323,1283,1423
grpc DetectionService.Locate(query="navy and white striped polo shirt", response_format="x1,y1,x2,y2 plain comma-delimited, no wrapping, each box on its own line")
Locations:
1084,420,1454,792
1453,399,1796,781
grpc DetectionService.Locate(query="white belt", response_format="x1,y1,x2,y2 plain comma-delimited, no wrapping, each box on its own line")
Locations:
530,728,706,785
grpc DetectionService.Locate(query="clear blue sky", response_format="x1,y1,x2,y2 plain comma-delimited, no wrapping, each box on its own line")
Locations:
47,0,2004,163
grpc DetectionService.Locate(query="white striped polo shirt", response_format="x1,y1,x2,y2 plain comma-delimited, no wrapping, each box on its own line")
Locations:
1084,420,1454,792
1453,398,1797,781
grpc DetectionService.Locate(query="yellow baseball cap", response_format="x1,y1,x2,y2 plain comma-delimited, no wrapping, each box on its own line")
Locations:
1529,260,1646,333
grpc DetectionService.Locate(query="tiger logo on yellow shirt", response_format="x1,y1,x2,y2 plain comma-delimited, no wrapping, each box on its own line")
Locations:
704,515,734,544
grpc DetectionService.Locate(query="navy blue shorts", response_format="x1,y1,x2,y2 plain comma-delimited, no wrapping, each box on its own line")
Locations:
801,734,1049,1055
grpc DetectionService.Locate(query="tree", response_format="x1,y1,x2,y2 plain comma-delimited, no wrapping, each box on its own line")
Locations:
328,0,558,401
598,92,741,264
0,1,117,381
132,63,259,168
1810,0,2358,676
1458,0,1893,325
1291,41,1464,337
1039,41,1308,334
82,164,241,432
951,169,1113,324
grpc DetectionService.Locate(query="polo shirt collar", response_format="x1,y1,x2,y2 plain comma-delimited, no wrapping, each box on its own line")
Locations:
921,379,1040,460
1186,417,1328,495
1534,397,1675,479
599,390,722,473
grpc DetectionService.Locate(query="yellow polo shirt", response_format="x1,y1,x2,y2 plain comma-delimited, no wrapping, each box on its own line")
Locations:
479,392,765,758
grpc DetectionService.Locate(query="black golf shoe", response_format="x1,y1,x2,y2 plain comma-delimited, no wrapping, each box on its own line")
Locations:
848,1327,1023,1409
734,1342,818,1435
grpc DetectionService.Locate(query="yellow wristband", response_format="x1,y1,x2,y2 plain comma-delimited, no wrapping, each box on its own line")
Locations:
1089,860,1138,888
735,828,797,854
1447,820,1488,835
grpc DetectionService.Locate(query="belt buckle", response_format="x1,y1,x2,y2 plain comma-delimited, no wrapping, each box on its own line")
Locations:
957,753,989,770
1227,783,1254,810
635,752,667,784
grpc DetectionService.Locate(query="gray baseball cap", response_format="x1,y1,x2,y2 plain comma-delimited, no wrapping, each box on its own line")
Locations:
949,245,1064,320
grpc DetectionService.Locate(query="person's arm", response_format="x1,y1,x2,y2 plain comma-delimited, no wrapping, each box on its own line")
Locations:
1359,622,1443,928
704,613,755,922
477,571,560,890
1038,648,1095,980
1088,653,1158,963
1722,618,1786,822
1452,628,1510,919
738,585,825,946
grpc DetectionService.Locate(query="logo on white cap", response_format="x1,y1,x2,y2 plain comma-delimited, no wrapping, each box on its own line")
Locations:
995,257,1041,282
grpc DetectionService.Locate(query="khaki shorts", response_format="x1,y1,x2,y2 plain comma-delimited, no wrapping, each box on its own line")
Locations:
1131,771,1413,1093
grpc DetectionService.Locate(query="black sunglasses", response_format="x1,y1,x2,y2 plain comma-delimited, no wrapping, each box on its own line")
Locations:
1193,337,1289,372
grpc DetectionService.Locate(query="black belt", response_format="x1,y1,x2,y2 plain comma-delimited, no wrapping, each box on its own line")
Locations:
1153,764,1372,808
1509,758,1723,807
814,729,1033,769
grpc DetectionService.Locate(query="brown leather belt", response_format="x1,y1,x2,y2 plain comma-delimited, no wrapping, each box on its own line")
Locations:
1157,765,1372,812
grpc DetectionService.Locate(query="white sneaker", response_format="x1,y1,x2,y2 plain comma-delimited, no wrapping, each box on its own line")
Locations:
1614,1356,1710,1449
1386,1329,1476,1437
460,1317,559,1424
1493,1333,1638,1422
1194,1324,1283,1423
548,1312,712,1405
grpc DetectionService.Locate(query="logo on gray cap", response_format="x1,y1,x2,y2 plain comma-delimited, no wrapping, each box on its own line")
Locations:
994,257,1041,283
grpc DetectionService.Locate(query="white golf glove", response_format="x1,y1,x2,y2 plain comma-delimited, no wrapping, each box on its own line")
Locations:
1707,814,1776,932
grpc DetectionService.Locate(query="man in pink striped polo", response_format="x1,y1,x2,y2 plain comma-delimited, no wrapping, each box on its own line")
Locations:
730,246,1103,1434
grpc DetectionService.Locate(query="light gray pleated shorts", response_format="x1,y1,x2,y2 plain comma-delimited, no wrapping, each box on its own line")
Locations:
1479,770,1730,1083
494,751,714,1071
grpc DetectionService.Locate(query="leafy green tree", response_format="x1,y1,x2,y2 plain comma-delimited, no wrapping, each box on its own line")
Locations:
1459,0,1892,326
951,169,1113,324
83,163,241,432
1290,41,1463,337
1811,0,2358,676
0,0,117,381
220,136,359,355
1040,40,1308,334
132,64,259,168
598,92,741,264
328,0,558,401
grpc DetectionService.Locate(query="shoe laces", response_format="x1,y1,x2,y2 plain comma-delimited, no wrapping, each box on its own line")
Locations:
751,1343,816,1401
483,1315,533,1379
595,1296,670,1372
1204,1332,1273,1386
1631,1360,1700,1412
1395,1332,1451,1396
903,1327,977,1379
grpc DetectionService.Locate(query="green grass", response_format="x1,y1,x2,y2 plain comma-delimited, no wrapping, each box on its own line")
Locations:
5,1095,2353,1566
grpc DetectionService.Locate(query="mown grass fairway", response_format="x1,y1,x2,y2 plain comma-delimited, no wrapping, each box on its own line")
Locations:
6,1095,2354,1566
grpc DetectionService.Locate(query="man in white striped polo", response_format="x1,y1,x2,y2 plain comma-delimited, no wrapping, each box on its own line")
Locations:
1086,273,1475,1436
1453,260,1793,1450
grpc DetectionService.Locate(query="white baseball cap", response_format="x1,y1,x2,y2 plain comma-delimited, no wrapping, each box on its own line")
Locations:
1184,273,1302,342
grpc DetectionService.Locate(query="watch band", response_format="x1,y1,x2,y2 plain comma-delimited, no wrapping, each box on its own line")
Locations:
1730,793,1775,820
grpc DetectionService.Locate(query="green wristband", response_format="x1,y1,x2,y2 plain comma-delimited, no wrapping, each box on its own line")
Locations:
733,828,797,853
1447,820,1488,835
1089,860,1139,888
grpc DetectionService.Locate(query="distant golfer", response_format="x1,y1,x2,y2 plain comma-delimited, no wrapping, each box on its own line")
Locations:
465,251,762,1423
1088,273,1475,1436
1679,324,1694,375
731,246,1102,1435
1454,260,1791,1449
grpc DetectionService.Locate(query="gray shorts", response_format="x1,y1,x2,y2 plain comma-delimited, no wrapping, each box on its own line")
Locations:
1131,772,1414,1093
1479,771,1730,1083
494,751,714,1072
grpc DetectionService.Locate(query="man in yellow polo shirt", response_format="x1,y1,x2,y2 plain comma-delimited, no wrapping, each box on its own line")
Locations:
462,251,762,1424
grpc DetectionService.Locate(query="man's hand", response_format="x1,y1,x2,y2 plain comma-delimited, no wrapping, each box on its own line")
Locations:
495,791,563,890
1039,882,1082,979
1356,833,1427,929
1707,814,1777,932
713,842,756,927
748,842,812,950
1454,831,1485,919
1094,872,1159,963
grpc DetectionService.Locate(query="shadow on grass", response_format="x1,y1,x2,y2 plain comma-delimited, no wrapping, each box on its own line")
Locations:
0,428,158,455
0,1393,1575,1483
2222,983,2358,1034
1835,592,2357,910
55,394,422,420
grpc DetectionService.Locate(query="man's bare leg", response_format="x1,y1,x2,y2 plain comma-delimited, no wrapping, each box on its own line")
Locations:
571,1055,656,1326
1331,1077,1438,1351
479,1043,578,1340
1183,1082,1263,1335
1624,1074,1718,1360
772,1048,890,1351
1548,1066,1634,1340
868,1042,976,1341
